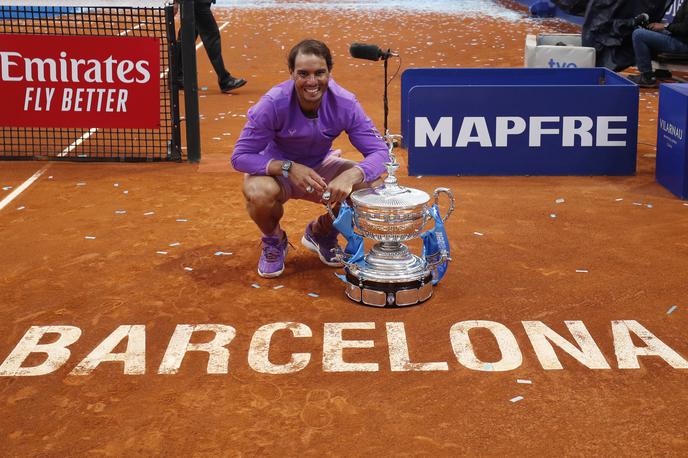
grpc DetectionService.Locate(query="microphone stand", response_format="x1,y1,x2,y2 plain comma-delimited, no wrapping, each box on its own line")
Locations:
383,50,389,135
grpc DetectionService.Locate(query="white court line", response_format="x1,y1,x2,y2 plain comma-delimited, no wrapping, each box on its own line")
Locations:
0,165,50,212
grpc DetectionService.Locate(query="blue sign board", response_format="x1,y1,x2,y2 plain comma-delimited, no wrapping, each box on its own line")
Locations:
403,68,638,176
656,84,688,199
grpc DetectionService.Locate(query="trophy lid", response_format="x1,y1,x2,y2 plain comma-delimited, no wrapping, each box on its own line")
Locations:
351,180,430,209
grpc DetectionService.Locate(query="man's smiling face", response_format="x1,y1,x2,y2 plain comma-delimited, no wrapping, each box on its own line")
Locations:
292,52,330,113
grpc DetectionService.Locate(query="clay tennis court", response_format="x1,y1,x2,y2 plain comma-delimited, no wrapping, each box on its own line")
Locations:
1,1,687,455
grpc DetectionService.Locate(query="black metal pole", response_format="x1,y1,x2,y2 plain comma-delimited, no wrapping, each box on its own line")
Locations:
181,0,201,163
383,53,389,135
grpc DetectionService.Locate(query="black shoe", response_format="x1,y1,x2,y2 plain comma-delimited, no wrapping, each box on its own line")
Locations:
633,13,650,27
221,77,247,93
628,72,657,88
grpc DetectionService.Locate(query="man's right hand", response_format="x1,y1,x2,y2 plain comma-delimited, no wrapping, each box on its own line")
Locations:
648,23,666,32
289,163,327,194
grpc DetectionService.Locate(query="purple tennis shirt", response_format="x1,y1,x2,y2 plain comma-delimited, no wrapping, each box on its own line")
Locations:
231,78,388,183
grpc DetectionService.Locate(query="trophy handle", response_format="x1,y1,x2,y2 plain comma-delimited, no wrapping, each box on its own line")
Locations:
433,187,455,222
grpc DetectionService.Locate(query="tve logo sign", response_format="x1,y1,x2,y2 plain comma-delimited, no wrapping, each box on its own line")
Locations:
548,58,578,68
404,68,638,176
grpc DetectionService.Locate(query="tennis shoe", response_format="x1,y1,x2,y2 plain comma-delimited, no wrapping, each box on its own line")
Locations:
301,222,343,267
258,232,288,278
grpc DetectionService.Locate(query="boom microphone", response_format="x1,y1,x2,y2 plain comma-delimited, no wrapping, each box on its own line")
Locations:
349,43,397,61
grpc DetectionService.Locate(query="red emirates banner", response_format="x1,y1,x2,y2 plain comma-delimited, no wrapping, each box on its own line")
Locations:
0,34,160,129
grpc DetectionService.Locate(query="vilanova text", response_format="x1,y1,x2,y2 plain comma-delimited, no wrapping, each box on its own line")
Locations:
0,320,686,376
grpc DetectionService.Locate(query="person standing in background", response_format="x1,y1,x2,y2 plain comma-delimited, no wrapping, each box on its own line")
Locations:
177,0,247,93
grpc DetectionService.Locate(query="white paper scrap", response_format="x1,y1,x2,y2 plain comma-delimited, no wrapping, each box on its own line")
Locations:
517,379,532,384
646,204,653,208
184,267,194,272
176,218,188,222
156,251,168,255
473,231,484,236
615,198,623,202
2,186,12,191
76,182,86,186
144,212,155,216
633,202,642,206
667,305,678,315
114,183,119,187
308,293,320,298
115,210,126,214
169,242,181,247
555,198,565,204
576,269,589,273
123,190,129,195
251,283,260,289
214,251,233,256
549,214,556,219
84,236,96,240
510,396,524,403
16,206,25,211
273,285,284,290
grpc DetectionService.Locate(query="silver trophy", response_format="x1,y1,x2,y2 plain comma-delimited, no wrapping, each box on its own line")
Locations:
325,134,454,307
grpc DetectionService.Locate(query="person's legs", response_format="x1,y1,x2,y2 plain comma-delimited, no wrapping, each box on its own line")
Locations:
194,1,234,88
632,28,688,74
243,175,288,277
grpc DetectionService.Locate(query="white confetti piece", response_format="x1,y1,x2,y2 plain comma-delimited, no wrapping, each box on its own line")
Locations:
308,293,320,298
123,190,129,194
251,283,260,289
615,198,624,202
2,186,12,191
273,285,284,290
48,176,53,180
16,206,25,211
633,202,642,206
176,218,188,222
576,269,589,273
473,231,484,236
212,137,222,140
184,267,194,272
646,204,653,208
169,242,181,247
416,175,423,179
549,214,556,219
156,251,168,255
517,379,532,384
115,210,126,214
76,182,86,186
113,183,120,187
510,396,524,403
667,305,678,315
555,198,565,204
214,251,233,256
683,203,688,207
84,236,96,240
144,211,155,216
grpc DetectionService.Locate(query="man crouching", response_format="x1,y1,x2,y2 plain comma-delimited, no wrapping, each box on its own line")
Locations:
231,39,388,278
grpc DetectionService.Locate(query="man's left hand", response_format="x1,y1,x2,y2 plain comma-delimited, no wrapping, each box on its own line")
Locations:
648,23,666,32
324,168,364,203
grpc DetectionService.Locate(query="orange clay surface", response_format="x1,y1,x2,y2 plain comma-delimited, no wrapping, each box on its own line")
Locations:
1,4,688,456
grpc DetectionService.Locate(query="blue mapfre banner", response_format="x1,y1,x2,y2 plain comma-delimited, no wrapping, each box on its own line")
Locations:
404,68,638,176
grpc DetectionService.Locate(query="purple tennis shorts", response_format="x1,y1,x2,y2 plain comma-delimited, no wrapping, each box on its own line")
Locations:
276,150,354,203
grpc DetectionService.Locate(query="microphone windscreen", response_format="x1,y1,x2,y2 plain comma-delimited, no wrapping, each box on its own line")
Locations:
349,43,382,61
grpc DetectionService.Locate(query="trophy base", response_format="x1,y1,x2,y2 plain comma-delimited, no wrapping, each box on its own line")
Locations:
344,269,433,307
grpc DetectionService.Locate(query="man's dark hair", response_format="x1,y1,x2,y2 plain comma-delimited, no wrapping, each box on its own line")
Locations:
288,39,333,72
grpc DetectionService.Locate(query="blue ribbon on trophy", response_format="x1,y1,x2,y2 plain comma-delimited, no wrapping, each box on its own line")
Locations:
420,204,450,285
333,202,365,267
